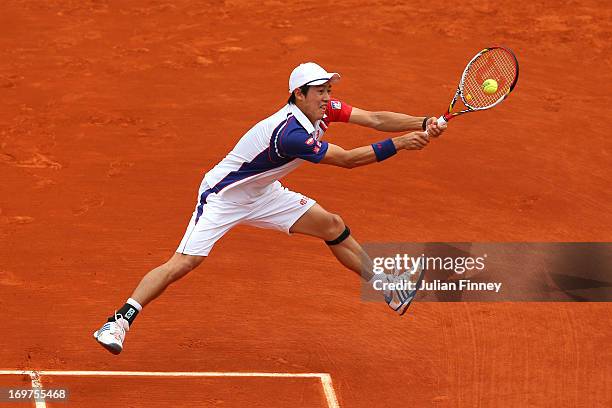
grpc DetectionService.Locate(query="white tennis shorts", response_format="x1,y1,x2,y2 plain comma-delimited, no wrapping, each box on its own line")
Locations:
177,181,316,256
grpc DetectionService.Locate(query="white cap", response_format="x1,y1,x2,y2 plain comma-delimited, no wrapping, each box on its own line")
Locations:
288,62,340,93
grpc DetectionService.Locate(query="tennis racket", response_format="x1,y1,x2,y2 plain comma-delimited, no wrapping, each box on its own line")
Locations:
427,46,519,133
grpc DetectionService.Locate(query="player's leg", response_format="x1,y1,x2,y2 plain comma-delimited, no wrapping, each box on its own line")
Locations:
243,186,422,315
130,252,205,307
243,185,374,281
94,186,241,354
92,253,205,355
289,202,423,315
288,203,375,281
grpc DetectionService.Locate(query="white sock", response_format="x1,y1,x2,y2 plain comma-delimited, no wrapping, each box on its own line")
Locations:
126,297,143,312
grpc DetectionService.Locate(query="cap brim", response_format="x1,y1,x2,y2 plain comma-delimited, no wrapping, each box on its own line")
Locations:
306,73,341,86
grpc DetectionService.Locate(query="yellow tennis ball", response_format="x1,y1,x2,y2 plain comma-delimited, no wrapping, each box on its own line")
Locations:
483,79,498,95
466,93,472,101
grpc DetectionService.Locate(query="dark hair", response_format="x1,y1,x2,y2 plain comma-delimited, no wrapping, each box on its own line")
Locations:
287,85,311,104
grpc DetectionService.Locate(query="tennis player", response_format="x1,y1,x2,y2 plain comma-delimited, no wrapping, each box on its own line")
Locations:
93,62,446,354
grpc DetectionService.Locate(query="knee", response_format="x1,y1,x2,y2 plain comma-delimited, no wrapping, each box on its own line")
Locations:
165,254,203,281
325,213,346,241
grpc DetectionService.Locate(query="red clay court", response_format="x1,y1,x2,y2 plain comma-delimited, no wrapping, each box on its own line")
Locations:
1,1,611,407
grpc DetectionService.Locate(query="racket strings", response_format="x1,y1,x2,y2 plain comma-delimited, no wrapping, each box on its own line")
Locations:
462,49,517,109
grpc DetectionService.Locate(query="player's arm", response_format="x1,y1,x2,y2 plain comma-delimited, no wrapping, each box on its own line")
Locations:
349,107,446,136
320,132,429,169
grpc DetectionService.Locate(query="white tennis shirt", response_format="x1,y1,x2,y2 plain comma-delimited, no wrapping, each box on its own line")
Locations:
201,99,352,204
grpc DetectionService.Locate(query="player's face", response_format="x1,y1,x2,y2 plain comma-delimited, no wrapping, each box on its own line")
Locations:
299,83,332,123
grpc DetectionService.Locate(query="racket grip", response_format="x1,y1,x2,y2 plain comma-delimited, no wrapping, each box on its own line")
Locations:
425,115,447,135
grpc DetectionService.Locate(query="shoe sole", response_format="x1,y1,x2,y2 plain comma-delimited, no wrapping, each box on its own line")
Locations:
93,330,123,355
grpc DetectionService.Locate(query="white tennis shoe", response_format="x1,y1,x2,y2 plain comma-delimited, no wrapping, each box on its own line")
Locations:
371,265,425,315
93,313,129,355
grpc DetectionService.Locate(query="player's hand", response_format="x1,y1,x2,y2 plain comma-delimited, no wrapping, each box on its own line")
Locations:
426,117,447,137
398,131,429,150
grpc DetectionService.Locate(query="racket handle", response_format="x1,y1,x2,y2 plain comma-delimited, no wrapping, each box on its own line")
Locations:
425,115,447,135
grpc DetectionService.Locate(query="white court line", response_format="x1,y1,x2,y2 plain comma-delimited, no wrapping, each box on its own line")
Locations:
0,370,340,408
29,371,46,408
319,373,340,408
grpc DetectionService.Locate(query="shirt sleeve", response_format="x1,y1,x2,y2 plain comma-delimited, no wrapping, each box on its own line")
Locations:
325,98,353,123
278,128,329,163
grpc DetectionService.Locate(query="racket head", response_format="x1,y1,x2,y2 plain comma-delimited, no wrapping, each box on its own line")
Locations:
459,46,519,111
